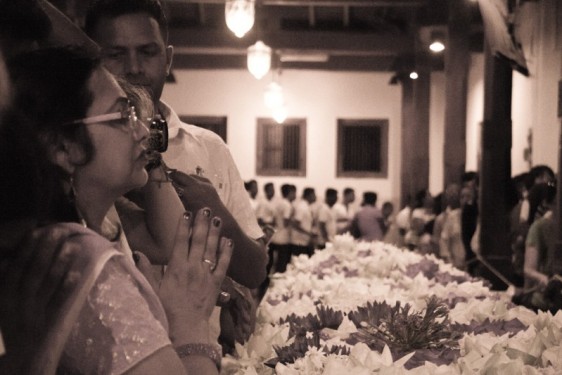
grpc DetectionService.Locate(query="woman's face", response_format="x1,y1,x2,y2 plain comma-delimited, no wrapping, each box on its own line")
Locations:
73,67,149,198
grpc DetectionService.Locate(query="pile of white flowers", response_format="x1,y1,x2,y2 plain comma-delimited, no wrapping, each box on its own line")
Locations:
221,234,562,374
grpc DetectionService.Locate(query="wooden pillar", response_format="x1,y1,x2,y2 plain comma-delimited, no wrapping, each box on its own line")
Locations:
400,65,431,207
478,41,514,289
443,0,470,187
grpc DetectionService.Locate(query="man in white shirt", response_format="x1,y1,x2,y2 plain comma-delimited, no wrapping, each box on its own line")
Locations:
291,187,317,257
269,184,295,273
316,188,338,248
333,187,356,234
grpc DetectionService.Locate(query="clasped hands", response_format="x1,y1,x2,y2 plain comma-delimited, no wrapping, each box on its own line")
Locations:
135,208,233,343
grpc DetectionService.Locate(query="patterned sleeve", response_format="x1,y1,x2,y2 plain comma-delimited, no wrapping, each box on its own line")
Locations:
60,258,171,375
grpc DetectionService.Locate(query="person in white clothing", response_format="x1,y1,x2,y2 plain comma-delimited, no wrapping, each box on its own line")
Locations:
291,187,317,257
333,187,356,234
269,184,296,273
316,188,338,248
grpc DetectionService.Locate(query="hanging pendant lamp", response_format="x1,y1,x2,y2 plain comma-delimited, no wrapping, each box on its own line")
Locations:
225,0,255,38
247,41,271,80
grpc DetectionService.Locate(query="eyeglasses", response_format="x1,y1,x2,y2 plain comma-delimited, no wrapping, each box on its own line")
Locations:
67,104,143,133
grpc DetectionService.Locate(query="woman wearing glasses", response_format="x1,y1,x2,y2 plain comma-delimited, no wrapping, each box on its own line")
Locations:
1,47,230,374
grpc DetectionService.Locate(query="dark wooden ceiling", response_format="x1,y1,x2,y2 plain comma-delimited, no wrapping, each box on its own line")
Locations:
164,0,483,72
55,0,484,72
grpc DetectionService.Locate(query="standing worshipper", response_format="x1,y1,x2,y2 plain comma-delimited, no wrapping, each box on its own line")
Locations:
351,191,384,242
316,188,338,249
291,187,317,256
269,184,295,273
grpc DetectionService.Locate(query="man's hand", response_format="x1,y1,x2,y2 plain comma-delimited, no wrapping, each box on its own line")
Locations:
169,171,225,216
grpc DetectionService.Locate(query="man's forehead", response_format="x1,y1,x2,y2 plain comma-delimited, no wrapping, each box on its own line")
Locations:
93,13,165,46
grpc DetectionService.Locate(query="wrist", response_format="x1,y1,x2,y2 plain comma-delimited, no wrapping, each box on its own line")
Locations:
174,343,222,370
169,320,211,346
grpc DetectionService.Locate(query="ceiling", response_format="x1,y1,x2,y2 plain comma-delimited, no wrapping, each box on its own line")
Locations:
165,0,483,73
55,0,484,73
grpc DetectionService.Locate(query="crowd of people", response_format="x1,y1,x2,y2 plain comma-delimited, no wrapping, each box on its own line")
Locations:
245,182,398,275
247,167,560,314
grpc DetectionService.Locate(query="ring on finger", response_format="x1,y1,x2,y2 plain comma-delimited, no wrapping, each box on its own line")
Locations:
202,258,217,271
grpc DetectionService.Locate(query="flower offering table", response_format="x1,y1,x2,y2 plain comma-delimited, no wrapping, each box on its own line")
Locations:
222,234,562,374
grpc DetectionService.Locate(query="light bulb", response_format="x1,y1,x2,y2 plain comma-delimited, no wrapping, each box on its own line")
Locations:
409,71,419,80
429,41,445,52
247,41,271,80
264,81,284,109
272,105,287,124
225,0,255,38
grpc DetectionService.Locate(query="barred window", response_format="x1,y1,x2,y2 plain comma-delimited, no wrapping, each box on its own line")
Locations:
180,115,227,142
337,119,388,178
256,118,306,176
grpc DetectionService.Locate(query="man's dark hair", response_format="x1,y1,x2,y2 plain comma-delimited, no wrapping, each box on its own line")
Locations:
326,188,337,199
281,184,292,198
362,191,377,206
343,187,354,196
303,187,315,199
85,0,169,42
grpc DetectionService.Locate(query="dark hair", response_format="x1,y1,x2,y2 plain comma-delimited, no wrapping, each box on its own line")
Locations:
281,184,292,198
527,181,557,225
325,188,338,199
526,165,555,190
414,189,429,208
2,47,100,223
264,182,274,190
362,191,377,206
85,0,169,42
343,187,354,195
303,187,315,199
461,171,478,186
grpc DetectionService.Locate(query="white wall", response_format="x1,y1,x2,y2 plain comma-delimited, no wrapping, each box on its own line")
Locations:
162,69,403,205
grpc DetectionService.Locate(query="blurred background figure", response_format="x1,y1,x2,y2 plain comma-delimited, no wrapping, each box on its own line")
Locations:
350,191,384,242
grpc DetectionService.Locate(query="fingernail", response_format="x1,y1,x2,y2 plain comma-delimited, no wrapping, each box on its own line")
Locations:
227,238,233,247
132,251,140,264
212,217,221,227
183,211,191,221
202,208,211,217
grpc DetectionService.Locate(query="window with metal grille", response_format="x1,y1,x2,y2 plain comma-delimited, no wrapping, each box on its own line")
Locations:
180,115,227,142
337,119,388,178
256,118,306,176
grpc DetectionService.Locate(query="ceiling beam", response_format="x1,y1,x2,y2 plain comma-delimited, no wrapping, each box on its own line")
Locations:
167,0,426,7
169,28,414,55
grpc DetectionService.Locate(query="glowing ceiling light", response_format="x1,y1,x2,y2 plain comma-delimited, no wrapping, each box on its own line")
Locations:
247,41,271,80
225,0,255,38
264,81,284,109
429,40,445,52
409,71,419,80
272,105,288,124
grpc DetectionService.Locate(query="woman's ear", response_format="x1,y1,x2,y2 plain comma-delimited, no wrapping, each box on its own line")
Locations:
49,140,84,175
